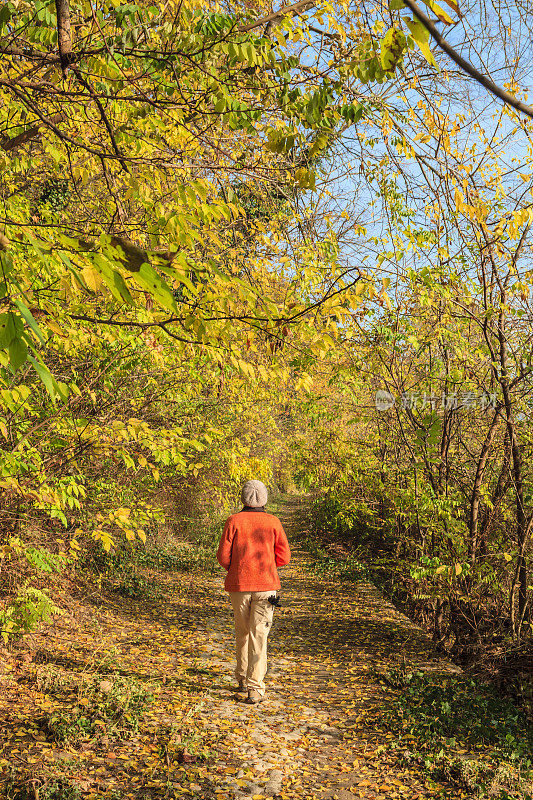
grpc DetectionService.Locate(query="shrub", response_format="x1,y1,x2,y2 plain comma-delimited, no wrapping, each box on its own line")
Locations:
0,586,63,643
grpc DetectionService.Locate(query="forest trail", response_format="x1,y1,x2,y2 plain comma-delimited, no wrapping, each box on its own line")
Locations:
1,497,463,800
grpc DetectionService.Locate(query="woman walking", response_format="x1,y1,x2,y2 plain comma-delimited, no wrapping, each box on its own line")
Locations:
217,480,291,704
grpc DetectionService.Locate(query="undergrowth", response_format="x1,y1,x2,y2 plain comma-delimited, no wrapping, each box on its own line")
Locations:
33,669,154,743
377,666,533,798
79,517,224,590
304,541,370,581
5,772,82,800
4,762,126,800
299,508,369,582
75,519,224,601
156,719,215,766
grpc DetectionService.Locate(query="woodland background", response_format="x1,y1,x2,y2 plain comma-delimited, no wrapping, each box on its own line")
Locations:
0,0,532,743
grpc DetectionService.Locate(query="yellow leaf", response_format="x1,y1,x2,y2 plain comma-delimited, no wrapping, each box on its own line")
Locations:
455,563,462,576
438,0,460,13
503,552,512,562
93,528,114,552
82,265,102,292
420,0,454,24
46,320,68,338
406,19,438,68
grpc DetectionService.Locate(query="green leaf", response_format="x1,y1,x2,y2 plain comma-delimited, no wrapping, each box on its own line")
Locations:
56,381,69,401
0,252,14,278
91,255,135,306
244,43,257,65
13,298,46,344
27,354,56,399
133,263,180,313
176,272,197,294
22,229,51,264
405,19,438,67
57,252,90,292
380,27,406,70
122,452,136,470
0,4,11,29
26,353,68,402
8,337,28,371
106,269,134,306
0,312,16,349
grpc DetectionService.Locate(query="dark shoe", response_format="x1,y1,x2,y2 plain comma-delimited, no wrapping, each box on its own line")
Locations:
246,689,264,704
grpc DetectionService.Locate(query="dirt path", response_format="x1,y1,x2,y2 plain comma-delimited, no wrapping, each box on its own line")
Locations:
0,497,463,800
191,496,462,800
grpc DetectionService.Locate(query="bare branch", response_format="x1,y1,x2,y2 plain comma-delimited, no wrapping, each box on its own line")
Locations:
1,113,64,152
72,67,130,173
237,0,316,34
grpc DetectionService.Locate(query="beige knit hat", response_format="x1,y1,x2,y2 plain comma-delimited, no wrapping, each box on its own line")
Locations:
241,479,268,508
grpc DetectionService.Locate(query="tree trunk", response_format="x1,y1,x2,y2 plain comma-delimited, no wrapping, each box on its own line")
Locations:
468,407,502,565
54,0,72,77
496,288,530,632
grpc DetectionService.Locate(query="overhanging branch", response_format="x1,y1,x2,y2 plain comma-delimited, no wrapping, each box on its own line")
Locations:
401,0,533,119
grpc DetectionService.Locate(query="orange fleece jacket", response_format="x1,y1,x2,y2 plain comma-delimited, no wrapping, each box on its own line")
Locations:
216,511,291,592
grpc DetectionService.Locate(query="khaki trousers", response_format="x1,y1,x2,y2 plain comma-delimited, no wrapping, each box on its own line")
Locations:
228,590,276,696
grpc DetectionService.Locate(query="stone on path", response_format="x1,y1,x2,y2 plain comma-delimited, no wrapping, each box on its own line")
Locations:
264,768,284,796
